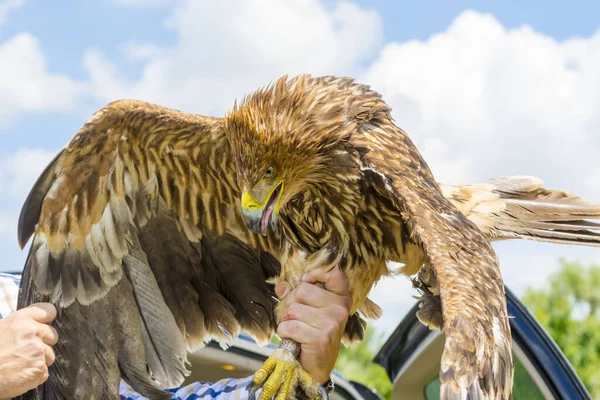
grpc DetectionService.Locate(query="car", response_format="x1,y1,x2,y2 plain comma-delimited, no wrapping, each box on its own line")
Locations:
374,286,592,400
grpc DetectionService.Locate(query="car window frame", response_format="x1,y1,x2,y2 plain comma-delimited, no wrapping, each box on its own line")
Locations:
374,286,591,400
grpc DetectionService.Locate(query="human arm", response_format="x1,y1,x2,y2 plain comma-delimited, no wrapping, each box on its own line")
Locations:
276,266,352,385
0,303,58,399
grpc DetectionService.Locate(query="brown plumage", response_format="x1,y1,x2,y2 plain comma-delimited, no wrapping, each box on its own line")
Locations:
15,74,600,399
443,176,600,246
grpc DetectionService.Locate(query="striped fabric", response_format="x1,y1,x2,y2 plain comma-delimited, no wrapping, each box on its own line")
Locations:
0,272,258,399
119,377,257,400
0,272,19,316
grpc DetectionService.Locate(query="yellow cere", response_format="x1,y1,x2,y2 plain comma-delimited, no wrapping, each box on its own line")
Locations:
241,180,284,212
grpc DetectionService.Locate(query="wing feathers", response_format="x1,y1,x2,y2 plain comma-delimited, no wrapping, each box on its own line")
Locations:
17,101,282,399
58,248,78,305
32,195,135,308
122,239,188,388
135,200,247,351
356,108,513,398
18,149,65,249
135,204,210,350
487,175,544,193
443,176,600,247
198,233,277,346
116,277,171,400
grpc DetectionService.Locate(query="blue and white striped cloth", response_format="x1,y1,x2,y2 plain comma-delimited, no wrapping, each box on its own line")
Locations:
0,272,257,399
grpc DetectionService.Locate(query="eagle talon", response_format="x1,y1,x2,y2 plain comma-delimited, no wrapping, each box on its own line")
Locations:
247,381,261,399
249,348,321,400
317,385,329,400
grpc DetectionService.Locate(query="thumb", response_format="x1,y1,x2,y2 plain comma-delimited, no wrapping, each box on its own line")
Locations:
22,303,57,325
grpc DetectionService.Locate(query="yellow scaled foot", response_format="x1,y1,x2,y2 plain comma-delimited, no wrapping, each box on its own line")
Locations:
247,348,324,400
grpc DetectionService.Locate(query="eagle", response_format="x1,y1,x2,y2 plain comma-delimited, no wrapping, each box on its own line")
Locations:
15,74,600,400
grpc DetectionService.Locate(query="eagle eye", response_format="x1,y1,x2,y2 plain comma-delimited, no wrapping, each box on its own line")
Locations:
264,166,276,178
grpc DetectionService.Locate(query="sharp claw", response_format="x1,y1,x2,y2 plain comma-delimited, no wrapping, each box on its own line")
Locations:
247,381,260,399
317,385,329,400
250,349,322,400
297,367,322,399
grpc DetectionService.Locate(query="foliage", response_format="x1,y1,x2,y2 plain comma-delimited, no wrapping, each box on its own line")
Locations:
334,324,392,399
522,259,600,398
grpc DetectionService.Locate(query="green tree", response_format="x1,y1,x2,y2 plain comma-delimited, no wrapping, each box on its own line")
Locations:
522,259,600,398
334,324,392,399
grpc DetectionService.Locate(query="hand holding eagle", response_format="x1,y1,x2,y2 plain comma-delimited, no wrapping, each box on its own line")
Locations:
15,75,600,399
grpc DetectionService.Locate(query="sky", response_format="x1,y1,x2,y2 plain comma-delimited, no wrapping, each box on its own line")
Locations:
0,0,599,336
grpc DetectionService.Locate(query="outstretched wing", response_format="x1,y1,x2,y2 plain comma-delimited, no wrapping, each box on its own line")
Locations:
16,100,280,399
441,176,600,246
352,101,513,398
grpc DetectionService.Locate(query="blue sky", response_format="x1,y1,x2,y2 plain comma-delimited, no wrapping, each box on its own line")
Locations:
1,0,599,332
1,0,599,152
1,0,598,152
358,0,600,41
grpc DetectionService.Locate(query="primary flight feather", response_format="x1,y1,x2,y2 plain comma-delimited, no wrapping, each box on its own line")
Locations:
16,74,600,399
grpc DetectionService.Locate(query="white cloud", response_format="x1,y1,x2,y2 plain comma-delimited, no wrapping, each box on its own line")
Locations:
0,148,57,199
364,11,600,193
0,33,87,128
362,10,600,334
84,0,383,115
0,0,23,25
368,276,415,334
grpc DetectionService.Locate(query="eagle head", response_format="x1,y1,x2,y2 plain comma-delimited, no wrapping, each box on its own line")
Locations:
225,117,302,236
238,163,285,237
224,74,360,236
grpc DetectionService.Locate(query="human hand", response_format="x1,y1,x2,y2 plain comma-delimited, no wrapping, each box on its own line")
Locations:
275,267,351,384
0,303,58,398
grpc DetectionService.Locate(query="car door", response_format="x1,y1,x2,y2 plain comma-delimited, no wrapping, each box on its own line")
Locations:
373,286,591,400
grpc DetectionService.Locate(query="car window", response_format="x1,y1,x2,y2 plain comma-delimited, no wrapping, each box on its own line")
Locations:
423,353,545,399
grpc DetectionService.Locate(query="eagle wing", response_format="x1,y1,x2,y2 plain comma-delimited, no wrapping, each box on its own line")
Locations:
354,114,513,397
441,176,600,246
16,100,280,399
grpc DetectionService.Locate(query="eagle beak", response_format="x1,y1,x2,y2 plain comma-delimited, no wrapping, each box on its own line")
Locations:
241,181,284,236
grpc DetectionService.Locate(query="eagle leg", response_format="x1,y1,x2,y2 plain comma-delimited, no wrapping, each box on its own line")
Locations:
412,263,443,330
248,339,326,400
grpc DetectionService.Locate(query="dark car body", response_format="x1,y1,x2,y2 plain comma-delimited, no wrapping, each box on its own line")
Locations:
374,286,591,400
